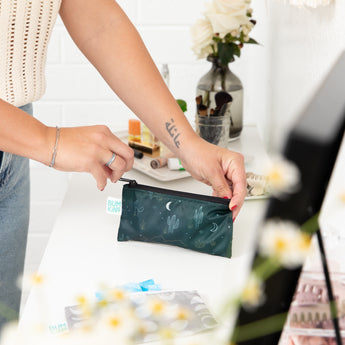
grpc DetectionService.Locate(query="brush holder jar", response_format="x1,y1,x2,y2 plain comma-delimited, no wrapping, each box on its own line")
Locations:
195,114,230,148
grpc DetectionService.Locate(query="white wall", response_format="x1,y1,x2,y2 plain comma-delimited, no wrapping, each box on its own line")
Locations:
267,0,345,150
26,0,270,273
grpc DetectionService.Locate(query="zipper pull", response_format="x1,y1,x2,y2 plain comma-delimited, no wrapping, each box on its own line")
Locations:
119,177,137,186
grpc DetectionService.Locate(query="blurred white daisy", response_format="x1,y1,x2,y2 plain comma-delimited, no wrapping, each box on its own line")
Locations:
75,294,93,318
17,272,46,292
148,298,168,317
96,286,130,310
259,220,312,269
241,273,265,310
265,156,300,197
93,307,135,342
107,287,128,303
340,191,345,204
16,272,51,329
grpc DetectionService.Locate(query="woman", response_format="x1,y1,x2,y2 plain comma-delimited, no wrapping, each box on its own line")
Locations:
0,0,247,330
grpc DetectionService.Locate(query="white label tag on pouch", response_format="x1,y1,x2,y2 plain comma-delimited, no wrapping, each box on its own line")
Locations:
106,197,122,215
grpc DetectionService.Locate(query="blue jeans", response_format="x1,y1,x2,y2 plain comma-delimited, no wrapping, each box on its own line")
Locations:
0,103,32,332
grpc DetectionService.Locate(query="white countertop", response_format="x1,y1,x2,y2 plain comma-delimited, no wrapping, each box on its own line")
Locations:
20,126,271,340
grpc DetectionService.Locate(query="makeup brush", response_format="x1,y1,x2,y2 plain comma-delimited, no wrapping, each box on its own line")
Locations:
212,91,232,116
196,95,208,116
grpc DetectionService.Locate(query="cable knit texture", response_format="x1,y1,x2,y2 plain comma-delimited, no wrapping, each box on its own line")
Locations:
0,0,61,107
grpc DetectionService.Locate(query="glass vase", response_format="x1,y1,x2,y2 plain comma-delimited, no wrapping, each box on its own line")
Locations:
196,55,243,141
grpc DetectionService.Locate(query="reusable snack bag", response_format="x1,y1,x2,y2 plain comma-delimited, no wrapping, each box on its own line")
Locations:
117,179,233,258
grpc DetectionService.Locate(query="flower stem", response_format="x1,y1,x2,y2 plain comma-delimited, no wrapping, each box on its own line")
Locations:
300,212,320,234
253,257,281,281
231,311,288,343
0,301,19,322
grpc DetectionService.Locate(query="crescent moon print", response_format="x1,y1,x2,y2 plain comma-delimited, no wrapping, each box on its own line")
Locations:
166,201,172,211
209,223,218,232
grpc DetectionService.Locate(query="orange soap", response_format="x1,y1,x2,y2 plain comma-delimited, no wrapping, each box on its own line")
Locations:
128,119,141,142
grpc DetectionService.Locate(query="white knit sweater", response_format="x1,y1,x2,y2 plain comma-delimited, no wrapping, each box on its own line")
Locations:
0,0,61,107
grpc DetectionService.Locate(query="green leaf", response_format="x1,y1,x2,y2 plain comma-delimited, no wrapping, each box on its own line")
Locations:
247,38,259,44
239,31,245,41
234,44,241,57
176,99,187,112
300,212,319,234
232,312,288,343
218,42,240,65
224,33,236,43
212,35,222,44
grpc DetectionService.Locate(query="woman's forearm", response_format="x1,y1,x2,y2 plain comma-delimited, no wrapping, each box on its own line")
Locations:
59,0,200,159
59,0,247,213
0,98,135,190
0,99,54,165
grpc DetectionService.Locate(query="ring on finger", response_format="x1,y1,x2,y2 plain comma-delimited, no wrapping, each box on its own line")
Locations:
105,152,116,167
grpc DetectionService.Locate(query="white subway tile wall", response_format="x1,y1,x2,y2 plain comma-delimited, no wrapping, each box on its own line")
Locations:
24,0,270,292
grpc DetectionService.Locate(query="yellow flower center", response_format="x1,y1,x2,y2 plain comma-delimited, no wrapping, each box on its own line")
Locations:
268,169,283,185
76,295,88,305
176,308,189,320
242,285,260,303
111,289,125,301
31,273,44,285
159,328,175,340
340,192,345,203
298,233,311,251
151,301,165,314
108,316,121,328
137,324,148,335
80,324,93,333
274,237,287,253
97,299,108,308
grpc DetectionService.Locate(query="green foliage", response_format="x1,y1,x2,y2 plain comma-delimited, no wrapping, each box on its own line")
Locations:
176,99,187,112
217,42,241,66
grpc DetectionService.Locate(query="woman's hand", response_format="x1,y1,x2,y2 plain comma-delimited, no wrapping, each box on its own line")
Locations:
180,138,247,221
49,125,134,191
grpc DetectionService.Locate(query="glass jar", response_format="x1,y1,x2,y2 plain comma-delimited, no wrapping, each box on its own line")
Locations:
195,114,230,148
196,55,243,140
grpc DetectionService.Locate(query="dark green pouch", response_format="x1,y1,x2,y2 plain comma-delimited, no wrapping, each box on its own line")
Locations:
117,179,233,258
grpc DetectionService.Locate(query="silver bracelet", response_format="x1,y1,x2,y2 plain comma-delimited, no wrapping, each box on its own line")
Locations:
49,126,60,168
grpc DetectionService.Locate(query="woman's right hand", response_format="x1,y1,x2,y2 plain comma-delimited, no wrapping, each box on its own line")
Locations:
49,125,134,190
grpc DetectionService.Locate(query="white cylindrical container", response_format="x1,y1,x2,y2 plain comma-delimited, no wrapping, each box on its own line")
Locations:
167,158,185,171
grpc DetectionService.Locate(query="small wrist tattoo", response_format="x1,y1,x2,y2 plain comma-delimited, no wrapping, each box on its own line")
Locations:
165,118,181,149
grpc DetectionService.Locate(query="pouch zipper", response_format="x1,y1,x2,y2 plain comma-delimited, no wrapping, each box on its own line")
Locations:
119,177,230,205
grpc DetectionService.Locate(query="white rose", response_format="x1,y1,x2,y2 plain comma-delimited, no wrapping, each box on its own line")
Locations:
206,13,240,37
194,44,214,59
205,2,252,38
190,18,214,58
212,0,249,15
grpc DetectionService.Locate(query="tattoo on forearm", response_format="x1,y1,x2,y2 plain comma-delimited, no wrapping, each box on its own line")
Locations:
165,118,181,149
